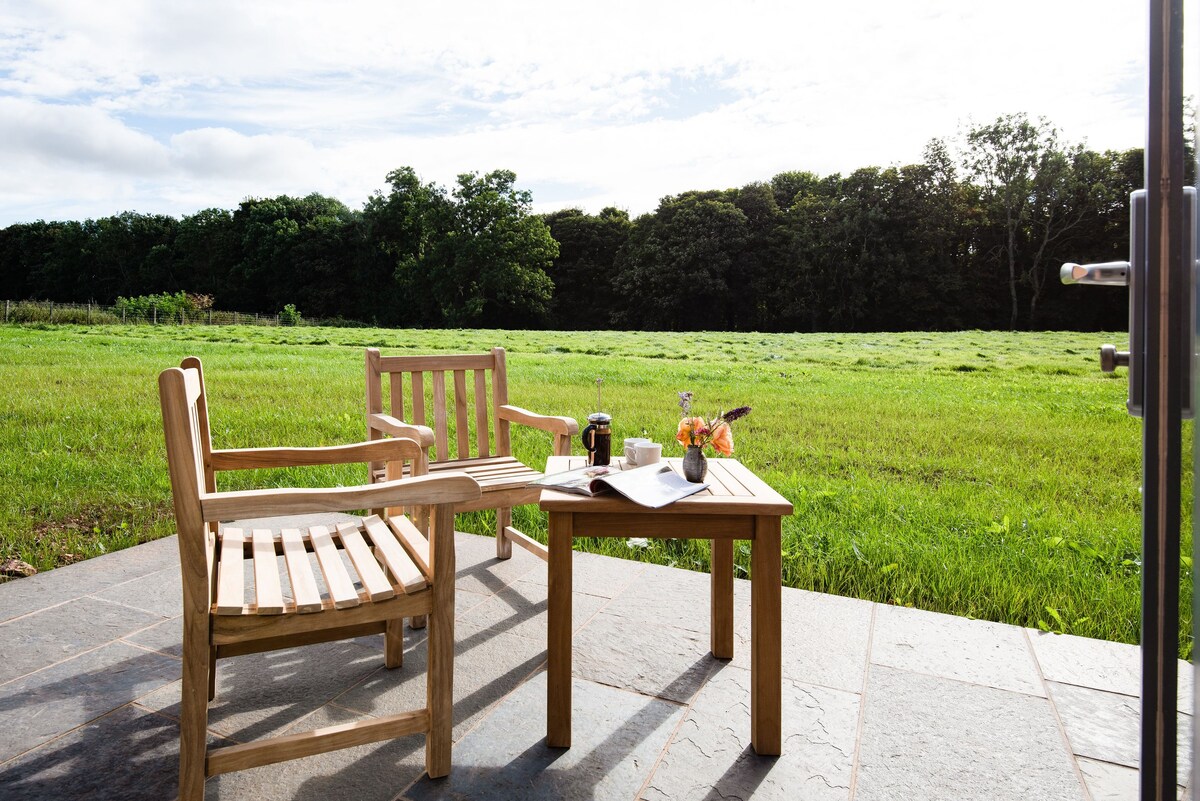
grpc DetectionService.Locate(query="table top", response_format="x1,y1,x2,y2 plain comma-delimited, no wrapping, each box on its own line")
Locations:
538,456,793,516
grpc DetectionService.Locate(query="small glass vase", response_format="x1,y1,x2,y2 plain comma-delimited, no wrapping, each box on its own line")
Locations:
682,445,708,483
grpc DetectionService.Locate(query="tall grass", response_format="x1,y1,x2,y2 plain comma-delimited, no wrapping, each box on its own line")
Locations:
0,323,1189,656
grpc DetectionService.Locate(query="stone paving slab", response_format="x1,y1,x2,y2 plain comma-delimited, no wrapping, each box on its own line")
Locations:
122,614,183,658
0,641,180,762
0,704,198,801
1049,680,1193,775
405,672,685,801
523,547,647,599
0,595,167,684
137,638,389,743
602,563,721,634
871,603,1044,697
572,611,716,704
0,535,178,625
854,665,1086,801
732,586,873,694
457,577,609,643
336,619,547,742
642,664,860,801
1030,628,1195,708
205,704,427,801
91,567,183,619
1075,756,1188,801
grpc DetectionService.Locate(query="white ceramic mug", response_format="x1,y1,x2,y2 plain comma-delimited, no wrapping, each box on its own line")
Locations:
623,437,651,465
633,441,662,466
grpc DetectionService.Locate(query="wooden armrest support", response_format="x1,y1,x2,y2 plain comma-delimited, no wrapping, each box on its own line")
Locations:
498,405,579,436
200,472,481,521
210,439,424,471
369,414,436,448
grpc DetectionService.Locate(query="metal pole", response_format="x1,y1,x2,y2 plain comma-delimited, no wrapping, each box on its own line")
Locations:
1141,0,1184,798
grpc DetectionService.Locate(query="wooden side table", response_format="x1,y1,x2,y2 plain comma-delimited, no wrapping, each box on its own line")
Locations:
538,456,793,755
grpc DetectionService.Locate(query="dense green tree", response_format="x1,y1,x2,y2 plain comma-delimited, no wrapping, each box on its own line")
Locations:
361,166,454,326
229,194,357,315
612,193,749,330
541,206,632,329
965,114,1086,329
82,211,179,300
769,171,822,212
435,170,557,328
729,182,788,331
172,208,239,303
0,125,1167,333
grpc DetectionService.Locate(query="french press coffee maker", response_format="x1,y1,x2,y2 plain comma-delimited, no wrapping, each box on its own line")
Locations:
580,377,612,466
581,412,612,466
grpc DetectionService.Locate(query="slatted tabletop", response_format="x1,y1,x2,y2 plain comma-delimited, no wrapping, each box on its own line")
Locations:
538,456,792,516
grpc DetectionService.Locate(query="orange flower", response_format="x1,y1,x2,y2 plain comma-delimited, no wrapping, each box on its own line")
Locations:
676,416,704,447
710,422,734,455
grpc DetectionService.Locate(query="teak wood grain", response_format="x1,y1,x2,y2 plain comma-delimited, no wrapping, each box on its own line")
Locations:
539,455,789,757
159,357,481,801
365,346,578,561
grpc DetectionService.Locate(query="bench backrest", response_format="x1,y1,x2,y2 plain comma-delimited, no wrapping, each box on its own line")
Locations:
366,347,512,462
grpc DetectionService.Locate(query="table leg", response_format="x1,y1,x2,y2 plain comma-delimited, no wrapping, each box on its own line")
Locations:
711,538,734,659
547,511,573,748
751,515,782,755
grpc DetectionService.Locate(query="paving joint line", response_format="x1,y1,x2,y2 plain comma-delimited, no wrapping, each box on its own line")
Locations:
846,601,878,801
1022,626,1097,801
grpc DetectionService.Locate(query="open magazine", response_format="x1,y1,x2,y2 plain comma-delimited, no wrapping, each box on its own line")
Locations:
531,462,708,509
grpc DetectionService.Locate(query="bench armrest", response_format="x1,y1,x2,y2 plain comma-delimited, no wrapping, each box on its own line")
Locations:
498,405,579,436
368,413,436,448
209,438,424,471
200,472,481,521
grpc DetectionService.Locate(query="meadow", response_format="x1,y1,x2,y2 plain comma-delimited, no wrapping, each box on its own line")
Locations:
0,323,1189,656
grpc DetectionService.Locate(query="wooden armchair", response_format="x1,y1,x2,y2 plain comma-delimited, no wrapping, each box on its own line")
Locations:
366,347,578,561
159,357,480,801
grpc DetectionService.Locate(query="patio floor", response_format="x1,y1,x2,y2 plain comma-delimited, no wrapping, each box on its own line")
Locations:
0,517,1193,801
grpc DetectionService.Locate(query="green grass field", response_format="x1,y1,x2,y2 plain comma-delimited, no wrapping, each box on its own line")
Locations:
1,323,1190,657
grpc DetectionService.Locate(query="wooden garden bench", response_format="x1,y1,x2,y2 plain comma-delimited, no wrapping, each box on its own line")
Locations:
366,347,578,560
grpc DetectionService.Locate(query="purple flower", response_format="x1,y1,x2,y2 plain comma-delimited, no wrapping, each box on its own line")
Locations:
722,406,752,423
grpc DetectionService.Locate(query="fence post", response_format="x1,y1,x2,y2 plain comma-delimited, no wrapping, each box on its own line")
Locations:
4,300,8,322
87,302,91,324
208,309,212,325
49,302,54,322
152,304,157,325
122,307,126,324
255,313,259,325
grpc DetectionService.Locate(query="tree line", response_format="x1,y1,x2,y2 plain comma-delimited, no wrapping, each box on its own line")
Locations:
2,113,1190,332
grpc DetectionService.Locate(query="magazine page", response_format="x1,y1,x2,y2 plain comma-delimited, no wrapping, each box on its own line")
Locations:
594,463,708,509
529,463,622,495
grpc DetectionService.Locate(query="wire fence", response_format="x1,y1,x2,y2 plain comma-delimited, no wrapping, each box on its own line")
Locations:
0,299,344,327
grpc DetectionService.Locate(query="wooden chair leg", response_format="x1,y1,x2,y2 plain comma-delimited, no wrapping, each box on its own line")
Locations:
426,514,455,779
207,646,217,701
179,622,211,801
495,507,513,560
385,617,405,668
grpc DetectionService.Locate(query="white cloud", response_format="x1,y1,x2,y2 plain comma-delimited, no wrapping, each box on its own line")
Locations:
0,0,1192,225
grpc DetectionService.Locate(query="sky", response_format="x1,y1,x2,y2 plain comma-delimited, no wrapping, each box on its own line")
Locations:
0,0,1196,227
